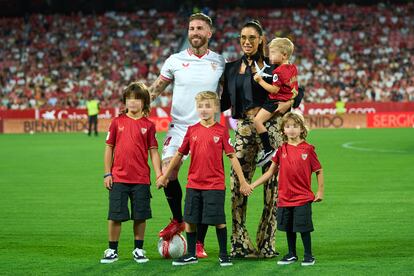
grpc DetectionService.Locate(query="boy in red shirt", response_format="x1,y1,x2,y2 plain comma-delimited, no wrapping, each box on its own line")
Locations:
157,91,250,267
253,37,299,166
248,112,324,266
100,82,162,264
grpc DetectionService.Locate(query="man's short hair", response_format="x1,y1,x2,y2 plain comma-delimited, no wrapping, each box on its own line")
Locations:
189,13,213,29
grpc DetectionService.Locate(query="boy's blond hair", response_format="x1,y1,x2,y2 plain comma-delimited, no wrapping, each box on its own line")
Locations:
268,37,295,58
195,91,219,107
280,112,308,141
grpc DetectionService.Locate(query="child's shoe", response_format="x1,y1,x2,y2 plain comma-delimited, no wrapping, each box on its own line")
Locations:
301,255,315,266
100,249,118,264
172,254,198,266
256,149,275,167
277,253,298,265
219,255,233,267
132,248,149,263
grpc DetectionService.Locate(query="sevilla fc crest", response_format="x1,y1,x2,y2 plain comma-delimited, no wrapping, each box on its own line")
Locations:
302,153,308,160
118,126,124,132
141,128,147,134
213,136,220,143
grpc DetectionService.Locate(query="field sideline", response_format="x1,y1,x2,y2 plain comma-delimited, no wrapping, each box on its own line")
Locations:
0,128,413,275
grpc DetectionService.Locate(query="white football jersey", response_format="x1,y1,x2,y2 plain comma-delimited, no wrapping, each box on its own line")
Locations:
160,48,225,125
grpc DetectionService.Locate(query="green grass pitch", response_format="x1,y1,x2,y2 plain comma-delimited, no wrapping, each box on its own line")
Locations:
0,128,413,275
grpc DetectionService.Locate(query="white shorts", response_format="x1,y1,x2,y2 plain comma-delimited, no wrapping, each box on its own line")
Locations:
161,123,190,161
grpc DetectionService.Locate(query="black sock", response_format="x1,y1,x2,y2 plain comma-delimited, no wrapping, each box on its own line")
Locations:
216,227,228,256
163,179,183,222
109,241,118,253
186,232,197,256
135,239,144,249
301,232,312,257
197,224,208,244
286,231,297,256
259,131,273,153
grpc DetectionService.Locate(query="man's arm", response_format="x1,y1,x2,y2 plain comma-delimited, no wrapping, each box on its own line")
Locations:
149,76,171,102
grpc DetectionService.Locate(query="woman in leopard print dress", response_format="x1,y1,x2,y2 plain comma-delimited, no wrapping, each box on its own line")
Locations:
221,20,299,258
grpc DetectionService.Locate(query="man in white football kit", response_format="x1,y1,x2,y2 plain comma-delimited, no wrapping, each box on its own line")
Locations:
149,13,225,258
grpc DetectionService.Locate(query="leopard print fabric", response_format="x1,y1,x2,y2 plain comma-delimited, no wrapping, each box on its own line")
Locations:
230,115,283,258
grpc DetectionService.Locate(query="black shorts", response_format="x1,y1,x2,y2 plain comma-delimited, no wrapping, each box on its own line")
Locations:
277,202,314,233
184,188,226,225
107,183,152,222
261,99,280,113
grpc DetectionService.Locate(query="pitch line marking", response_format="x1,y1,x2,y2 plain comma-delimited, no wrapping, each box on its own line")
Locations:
342,142,409,153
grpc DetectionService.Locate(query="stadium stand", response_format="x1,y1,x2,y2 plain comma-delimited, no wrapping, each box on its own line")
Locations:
0,3,413,110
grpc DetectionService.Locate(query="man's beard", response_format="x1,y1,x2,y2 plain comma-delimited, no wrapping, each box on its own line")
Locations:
188,35,208,49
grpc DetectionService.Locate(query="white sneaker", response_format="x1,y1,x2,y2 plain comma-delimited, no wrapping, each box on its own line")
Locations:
132,248,149,263
256,149,275,167
100,249,118,264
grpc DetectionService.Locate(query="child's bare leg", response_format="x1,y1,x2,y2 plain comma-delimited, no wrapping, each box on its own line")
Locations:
108,220,122,241
253,108,273,134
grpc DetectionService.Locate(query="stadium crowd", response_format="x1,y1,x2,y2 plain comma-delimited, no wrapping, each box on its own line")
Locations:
1,3,413,110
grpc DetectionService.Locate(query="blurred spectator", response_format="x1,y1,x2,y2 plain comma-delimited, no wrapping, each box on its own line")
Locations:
1,3,413,110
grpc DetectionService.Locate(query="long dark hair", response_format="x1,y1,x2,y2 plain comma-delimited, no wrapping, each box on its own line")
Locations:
122,82,151,116
241,20,266,59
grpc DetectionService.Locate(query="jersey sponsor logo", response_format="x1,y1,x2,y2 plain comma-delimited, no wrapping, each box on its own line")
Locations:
182,63,190,68
211,62,218,71
118,126,124,132
141,128,147,134
213,136,220,143
163,136,172,146
302,153,308,160
273,73,279,83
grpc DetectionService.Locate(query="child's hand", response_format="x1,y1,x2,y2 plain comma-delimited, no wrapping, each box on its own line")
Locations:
253,74,262,83
314,191,324,202
240,182,253,196
104,175,113,190
156,175,168,189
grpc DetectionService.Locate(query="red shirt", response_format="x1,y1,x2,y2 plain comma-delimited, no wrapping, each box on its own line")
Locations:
272,141,321,207
106,114,158,184
269,64,299,101
178,122,234,190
